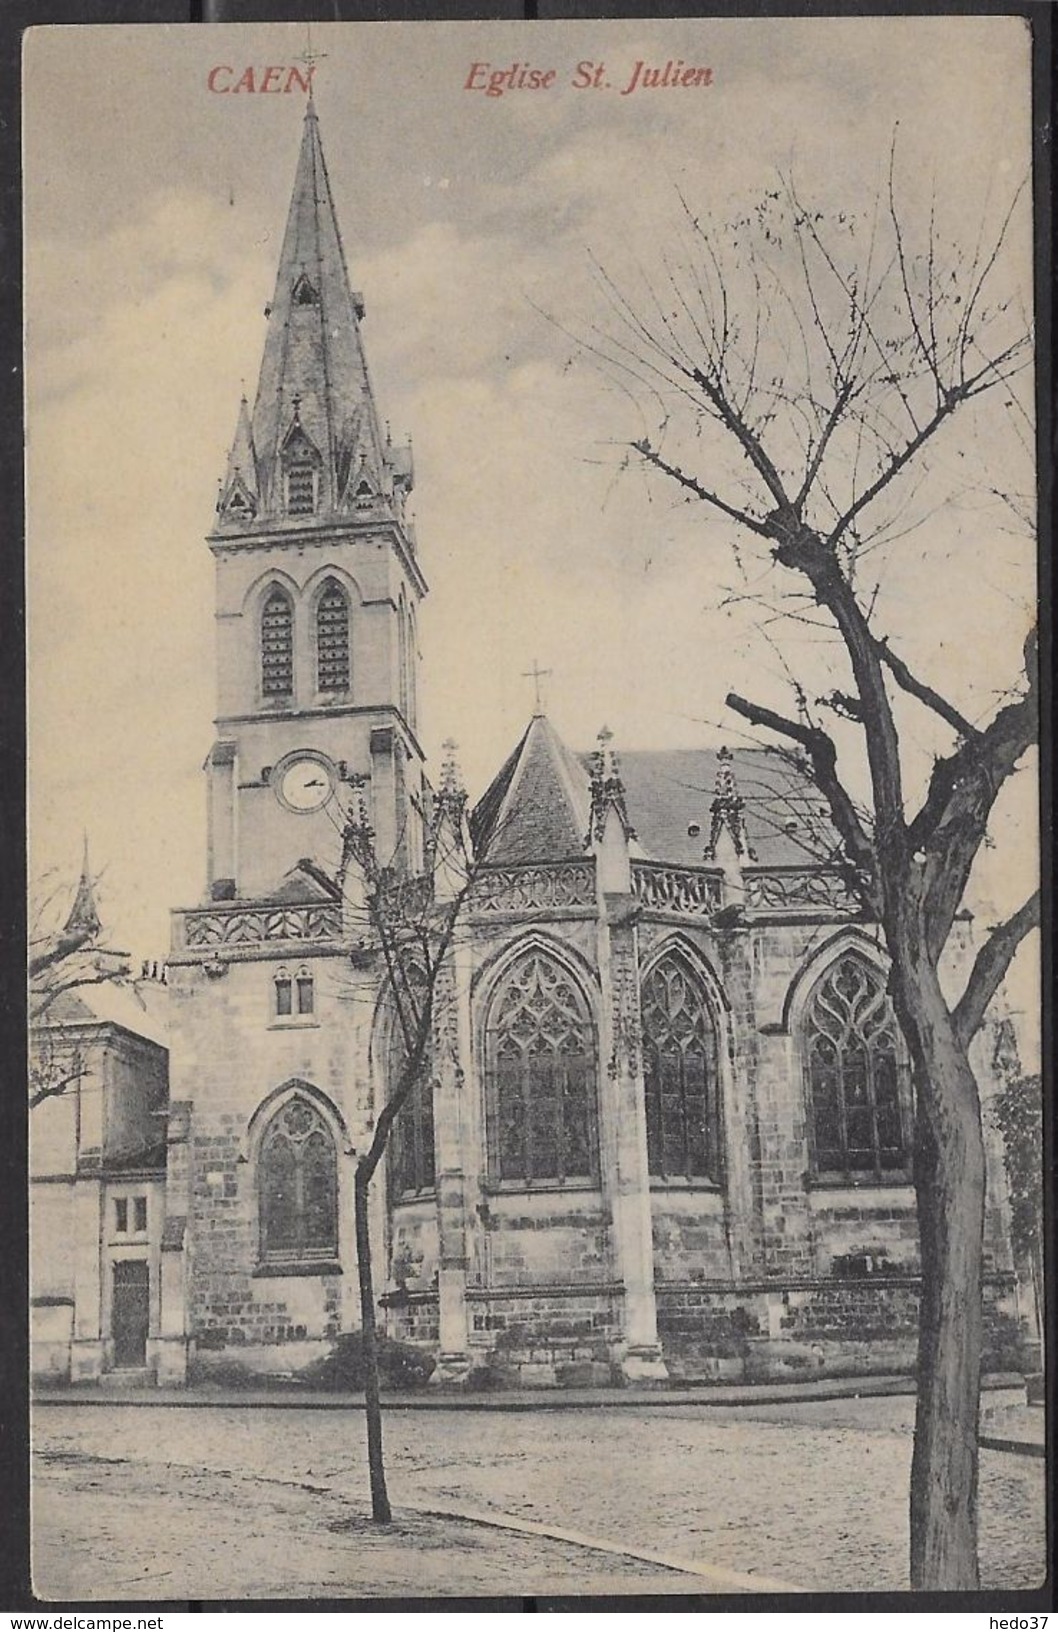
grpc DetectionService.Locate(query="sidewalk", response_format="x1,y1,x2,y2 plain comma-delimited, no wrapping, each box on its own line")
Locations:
980,1399,1046,1457
34,1380,1045,1594
35,1370,1026,1411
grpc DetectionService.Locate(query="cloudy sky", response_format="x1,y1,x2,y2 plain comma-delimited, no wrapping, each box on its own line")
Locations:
25,17,1037,1028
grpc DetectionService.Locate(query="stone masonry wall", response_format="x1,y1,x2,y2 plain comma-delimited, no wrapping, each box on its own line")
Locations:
655,1272,1024,1382
479,1192,613,1288
650,1189,732,1282
167,948,370,1370
467,1284,621,1387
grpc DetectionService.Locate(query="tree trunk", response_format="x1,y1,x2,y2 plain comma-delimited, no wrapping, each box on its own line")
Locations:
354,1164,392,1524
894,965,986,1590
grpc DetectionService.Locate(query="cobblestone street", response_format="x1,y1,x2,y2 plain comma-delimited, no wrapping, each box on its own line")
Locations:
32,1391,1045,1601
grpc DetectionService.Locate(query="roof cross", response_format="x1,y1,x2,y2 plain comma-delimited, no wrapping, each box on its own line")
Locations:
295,24,327,97
522,660,552,716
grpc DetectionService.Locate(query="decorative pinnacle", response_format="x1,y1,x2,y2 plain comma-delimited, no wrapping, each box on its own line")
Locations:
595,724,617,779
703,746,756,863
588,724,635,845
439,738,465,800
345,771,372,830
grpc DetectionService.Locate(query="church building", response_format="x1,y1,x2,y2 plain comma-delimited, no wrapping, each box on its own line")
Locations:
50,104,1026,1389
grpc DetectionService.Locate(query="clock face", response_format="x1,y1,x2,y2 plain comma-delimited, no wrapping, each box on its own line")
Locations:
276,756,335,813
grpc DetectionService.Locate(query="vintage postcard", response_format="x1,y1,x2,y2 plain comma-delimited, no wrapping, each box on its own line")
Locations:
25,16,1044,1602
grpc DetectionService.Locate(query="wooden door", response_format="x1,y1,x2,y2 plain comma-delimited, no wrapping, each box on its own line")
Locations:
112,1260,149,1367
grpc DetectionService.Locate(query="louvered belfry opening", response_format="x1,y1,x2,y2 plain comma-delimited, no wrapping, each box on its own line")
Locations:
317,578,350,692
261,586,294,699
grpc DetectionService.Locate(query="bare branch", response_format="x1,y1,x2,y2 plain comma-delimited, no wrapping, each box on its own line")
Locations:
633,440,771,534
726,689,879,910
952,891,1040,1048
914,627,1038,956
29,926,94,981
30,1066,86,1111
873,636,979,740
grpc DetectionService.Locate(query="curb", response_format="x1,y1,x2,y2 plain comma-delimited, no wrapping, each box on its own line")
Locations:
978,1435,1045,1459
33,1372,1025,1411
405,1500,805,1594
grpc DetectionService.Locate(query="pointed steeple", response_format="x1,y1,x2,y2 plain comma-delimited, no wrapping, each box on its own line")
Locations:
63,836,102,940
217,396,258,524
229,105,413,526
471,715,591,865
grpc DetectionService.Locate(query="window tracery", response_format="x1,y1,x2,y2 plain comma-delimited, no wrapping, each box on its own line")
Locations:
642,953,720,1181
487,949,597,1185
258,1095,338,1265
805,954,908,1180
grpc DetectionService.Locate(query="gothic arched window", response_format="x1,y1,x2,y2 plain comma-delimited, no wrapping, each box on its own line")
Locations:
804,954,908,1181
261,586,293,700
487,949,597,1186
389,1024,435,1201
258,1095,338,1266
642,953,720,1181
316,579,350,693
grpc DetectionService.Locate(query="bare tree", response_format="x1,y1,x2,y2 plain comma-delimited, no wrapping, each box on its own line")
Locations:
583,157,1037,1587
336,750,485,1525
30,858,132,1109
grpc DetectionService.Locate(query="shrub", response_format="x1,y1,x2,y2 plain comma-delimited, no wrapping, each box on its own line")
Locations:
981,1310,1030,1374
297,1331,436,1391
189,1355,276,1389
464,1362,518,1391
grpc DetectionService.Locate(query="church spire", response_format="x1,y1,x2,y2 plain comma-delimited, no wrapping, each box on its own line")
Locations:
219,105,413,529
63,835,102,940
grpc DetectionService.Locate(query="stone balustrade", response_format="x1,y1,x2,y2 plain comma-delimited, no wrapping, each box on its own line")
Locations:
469,859,596,914
631,860,723,917
743,868,858,913
176,902,343,950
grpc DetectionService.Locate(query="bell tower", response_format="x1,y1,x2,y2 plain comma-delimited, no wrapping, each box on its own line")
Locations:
205,101,426,902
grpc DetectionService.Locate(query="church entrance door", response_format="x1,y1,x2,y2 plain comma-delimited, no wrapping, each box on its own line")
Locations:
112,1260,149,1367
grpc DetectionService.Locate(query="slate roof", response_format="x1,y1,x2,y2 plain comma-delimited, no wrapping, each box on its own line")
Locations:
470,715,591,864
472,717,837,870
614,748,836,868
269,857,342,903
42,981,170,1049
